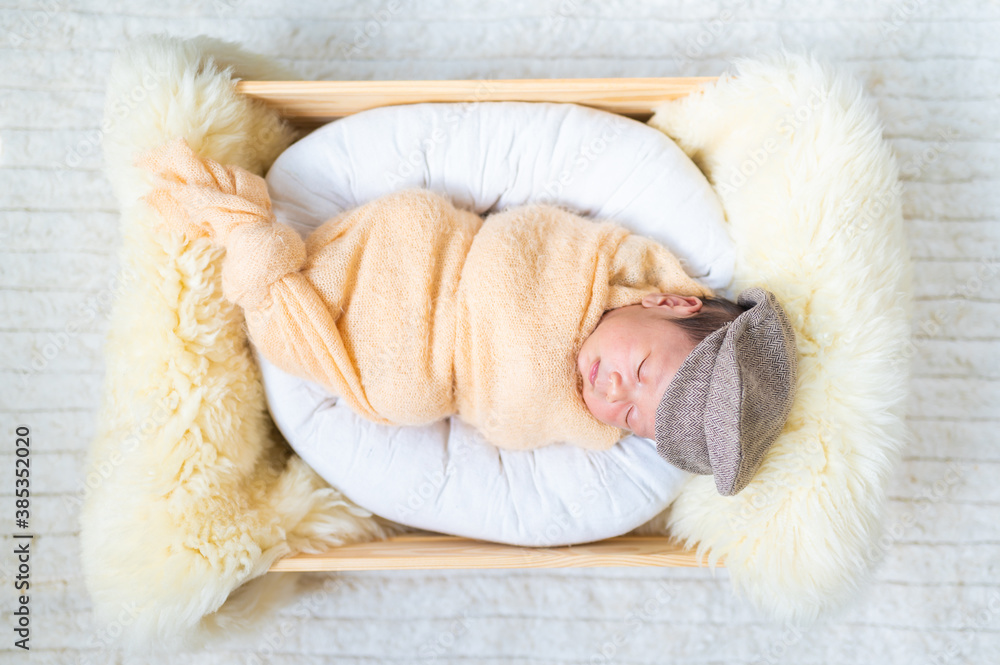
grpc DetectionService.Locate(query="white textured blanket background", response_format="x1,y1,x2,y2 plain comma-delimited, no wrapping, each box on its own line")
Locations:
1,1,998,663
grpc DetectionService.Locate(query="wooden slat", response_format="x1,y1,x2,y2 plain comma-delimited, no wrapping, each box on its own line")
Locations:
236,77,717,126
269,534,721,571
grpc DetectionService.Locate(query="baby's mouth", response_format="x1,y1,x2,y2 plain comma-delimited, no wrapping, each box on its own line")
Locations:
589,359,600,387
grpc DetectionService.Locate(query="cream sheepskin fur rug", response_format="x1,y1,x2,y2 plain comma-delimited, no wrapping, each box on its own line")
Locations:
82,34,409,651
636,52,913,622
81,34,911,648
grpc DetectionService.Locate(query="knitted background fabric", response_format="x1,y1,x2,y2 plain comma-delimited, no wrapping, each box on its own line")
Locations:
14,2,996,661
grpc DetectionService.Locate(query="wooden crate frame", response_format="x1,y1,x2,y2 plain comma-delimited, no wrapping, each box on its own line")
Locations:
237,77,723,572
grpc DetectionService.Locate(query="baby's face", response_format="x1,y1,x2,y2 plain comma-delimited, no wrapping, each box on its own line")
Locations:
577,294,702,441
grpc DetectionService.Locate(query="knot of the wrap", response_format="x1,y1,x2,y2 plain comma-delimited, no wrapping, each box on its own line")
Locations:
134,137,306,311
220,222,306,310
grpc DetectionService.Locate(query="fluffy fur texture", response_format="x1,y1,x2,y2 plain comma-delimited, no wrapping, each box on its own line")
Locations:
81,34,408,651
633,51,914,624
81,34,911,647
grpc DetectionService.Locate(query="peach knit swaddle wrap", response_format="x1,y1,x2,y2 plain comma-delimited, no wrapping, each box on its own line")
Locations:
135,137,715,450
135,137,389,423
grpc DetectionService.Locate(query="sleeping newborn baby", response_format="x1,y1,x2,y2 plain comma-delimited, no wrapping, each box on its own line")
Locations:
135,137,742,453
576,291,743,442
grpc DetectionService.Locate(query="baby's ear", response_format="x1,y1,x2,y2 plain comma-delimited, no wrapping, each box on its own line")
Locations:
641,293,671,308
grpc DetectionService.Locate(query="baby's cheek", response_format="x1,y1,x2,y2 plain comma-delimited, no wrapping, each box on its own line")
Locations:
587,401,619,430
582,391,603,421
639,414,654,439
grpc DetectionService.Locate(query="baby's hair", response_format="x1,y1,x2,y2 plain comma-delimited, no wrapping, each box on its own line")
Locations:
667,295,749,347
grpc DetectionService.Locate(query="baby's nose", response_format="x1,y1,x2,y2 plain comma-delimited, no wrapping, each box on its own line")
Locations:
605,371,625,401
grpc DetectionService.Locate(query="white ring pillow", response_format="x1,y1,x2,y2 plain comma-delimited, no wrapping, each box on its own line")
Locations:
257,101,736,547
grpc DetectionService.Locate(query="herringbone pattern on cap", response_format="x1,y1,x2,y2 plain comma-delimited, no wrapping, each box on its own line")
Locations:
655,287,798,495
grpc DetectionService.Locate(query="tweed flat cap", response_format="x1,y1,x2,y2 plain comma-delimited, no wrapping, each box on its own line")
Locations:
654,286,798,496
